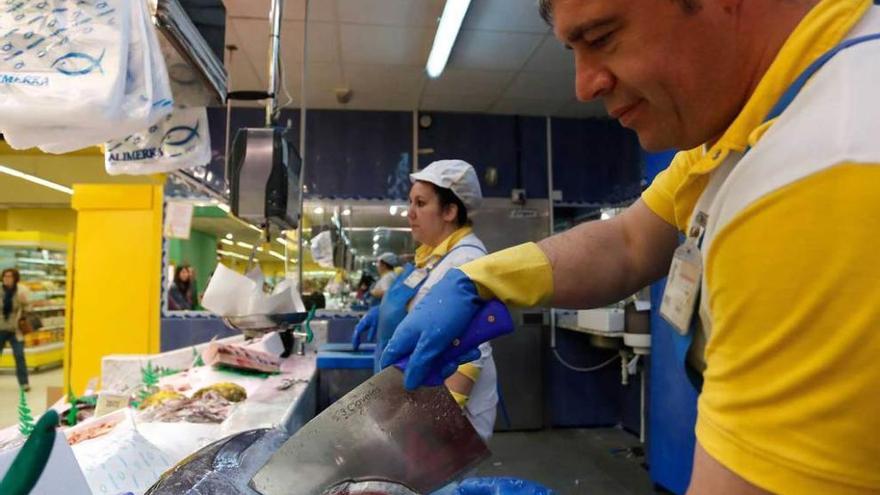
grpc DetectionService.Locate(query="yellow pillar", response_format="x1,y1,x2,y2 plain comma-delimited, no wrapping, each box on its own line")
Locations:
67,183,164,393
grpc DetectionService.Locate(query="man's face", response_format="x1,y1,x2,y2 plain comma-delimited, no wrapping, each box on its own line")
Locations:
552,0,747,150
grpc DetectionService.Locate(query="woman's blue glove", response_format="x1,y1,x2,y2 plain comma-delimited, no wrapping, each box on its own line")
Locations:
380,269,483,390
455,477,556,495
351,306,379,351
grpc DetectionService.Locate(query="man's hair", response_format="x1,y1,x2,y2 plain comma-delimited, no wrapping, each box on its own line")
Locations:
538,0,702,25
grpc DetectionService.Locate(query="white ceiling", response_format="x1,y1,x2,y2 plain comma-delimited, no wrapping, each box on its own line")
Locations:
221,0,606,118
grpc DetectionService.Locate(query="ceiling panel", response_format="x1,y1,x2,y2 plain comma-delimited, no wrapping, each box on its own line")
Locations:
423,68,514,97
223,0,336,22
222,0,614,118
336,0,445,27
449,30,543,71
340,24,433,66
503,71,574,100
524,35,573,73
343,64,426,98
462,0,550,34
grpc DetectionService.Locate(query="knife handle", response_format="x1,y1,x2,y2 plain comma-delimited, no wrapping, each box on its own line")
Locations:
395,299,515,386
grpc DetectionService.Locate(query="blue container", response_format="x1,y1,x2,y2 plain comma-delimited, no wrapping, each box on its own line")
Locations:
317,348,375,411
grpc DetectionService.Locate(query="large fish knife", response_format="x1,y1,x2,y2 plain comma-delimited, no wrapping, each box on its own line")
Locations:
252,300,514,495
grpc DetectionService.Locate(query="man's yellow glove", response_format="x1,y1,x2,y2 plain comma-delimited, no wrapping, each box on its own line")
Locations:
459,242,554,307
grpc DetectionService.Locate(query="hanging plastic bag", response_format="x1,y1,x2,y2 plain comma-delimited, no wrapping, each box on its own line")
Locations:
1,0,173,153
310,231,335,269
0,1,130,129
104,105,211,175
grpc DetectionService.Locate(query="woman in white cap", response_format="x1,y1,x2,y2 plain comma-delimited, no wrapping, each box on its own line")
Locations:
373,159,497,442
353,159,498,439
369,252,398,301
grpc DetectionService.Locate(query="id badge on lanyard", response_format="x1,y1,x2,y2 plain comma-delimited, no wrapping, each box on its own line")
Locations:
660,211,708,335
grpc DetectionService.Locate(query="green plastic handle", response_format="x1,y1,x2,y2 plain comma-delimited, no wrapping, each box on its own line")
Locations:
0,410,60,495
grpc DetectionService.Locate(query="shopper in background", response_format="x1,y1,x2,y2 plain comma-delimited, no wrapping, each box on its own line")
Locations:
0,268,30,391
168,264,197,311
369,252,398,300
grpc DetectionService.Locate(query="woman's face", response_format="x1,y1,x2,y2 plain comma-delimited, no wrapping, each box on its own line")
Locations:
2,272,13,288
407,181,457,246
179,268,191,283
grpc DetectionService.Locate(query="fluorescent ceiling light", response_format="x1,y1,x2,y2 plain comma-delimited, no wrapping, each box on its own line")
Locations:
220,239,234,245
236,241,254,249
342,208,351,216
426,0,472,78
0,164,73,195
314,206,324,215
269,250,285,260
400,210,408,217
225,233,233,240
218,249,249,261
389,205,398,215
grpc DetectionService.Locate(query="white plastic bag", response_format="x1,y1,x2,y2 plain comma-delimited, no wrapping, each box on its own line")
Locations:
2,0,173,153
310,230,335,268
0,1,130,128
104,105,211,175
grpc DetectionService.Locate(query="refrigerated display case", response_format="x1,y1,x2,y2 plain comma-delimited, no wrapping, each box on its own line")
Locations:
0,232,70,371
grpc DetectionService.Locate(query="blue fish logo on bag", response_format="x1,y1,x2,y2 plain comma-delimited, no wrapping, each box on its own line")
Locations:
51,48,105,76
161,120,200,146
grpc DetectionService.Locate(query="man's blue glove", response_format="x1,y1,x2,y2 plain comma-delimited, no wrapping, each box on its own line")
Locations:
455,478,556,495
380,269,483,390
351,306,379,351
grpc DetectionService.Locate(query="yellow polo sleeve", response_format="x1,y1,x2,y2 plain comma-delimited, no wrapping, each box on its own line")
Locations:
641,148,705,232
698,163,880,494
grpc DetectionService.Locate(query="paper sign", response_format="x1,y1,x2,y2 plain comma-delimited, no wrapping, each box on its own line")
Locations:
163,201,194,240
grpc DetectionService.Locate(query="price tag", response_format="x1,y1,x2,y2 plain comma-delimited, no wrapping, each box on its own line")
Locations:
94,392,130,418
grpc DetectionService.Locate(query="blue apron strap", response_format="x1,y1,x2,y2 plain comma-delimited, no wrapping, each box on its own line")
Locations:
674,31,880,393
763,32,880,122
373,242,488,373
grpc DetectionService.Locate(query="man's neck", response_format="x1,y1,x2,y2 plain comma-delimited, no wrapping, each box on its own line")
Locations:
739,0,820,107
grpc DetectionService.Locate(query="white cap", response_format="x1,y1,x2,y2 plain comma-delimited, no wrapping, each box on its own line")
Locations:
377,252,398,267
410,159,483,211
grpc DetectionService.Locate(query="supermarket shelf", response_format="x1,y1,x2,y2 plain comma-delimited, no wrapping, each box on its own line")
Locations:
30,305,65,312
39,325,65,331
24,342,64,353
0,341,64,371
29,290,66,298
18,270,47,276
16,258,65,265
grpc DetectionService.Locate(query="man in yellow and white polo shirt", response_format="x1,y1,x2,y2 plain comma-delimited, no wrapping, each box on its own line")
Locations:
381,0,880,493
